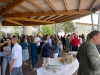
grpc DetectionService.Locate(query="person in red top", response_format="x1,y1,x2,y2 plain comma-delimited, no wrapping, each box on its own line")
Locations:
72,35,80,51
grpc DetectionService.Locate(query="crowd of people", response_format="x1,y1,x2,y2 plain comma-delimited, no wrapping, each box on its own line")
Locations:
0,33,85,75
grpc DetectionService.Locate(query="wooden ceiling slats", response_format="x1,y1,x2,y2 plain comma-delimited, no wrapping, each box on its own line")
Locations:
46,0,57,12
64,0,68,11
3,10,90,18
0,0,25,16
28,0,46,12
19,5,34,12
0,0,99,26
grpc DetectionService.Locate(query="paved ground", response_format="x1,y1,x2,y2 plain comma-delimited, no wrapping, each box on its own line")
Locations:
4,49,78,75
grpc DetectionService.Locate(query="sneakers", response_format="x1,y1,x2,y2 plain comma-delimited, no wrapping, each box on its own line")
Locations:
34,68,38,71
31,65,38,71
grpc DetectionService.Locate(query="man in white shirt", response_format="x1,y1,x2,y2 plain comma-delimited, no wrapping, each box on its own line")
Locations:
10,36,23,75
35,34,41,54
35,34,41,46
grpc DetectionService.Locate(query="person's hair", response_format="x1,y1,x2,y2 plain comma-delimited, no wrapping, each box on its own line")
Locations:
12,36,18,42
67,35,70,37
86,33,90,41
31,36,35,42
22,35,26,42
54,37,60,44
45,34,49,40
89,30,100,39
6,37,12,40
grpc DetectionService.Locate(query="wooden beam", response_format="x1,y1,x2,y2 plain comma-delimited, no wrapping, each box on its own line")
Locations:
19,5,34,12
28,0,45,12
0,0,25,16
46,16,58,21
46,0,57,12
54,15,75,21
20,21,52,26
2,21,21,26
79,0,82,11
41,16,50,20
56,15,82,23
50,15,64,21
64,0,68,11
57,14,89,23
3,10,90,18
35,16,40,19
0,5,4,8
5,19,23,26
6,17,55,23
0,0,10,3
90,0,97,11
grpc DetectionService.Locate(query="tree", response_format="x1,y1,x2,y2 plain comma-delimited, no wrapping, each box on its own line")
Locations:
2,26,7,36
2,31,6,37
11,26,19,36
55,21,76,35
62,21,76,35
41,25,55,36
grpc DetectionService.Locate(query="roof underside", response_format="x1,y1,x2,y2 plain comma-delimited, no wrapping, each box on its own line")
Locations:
0,0,100,26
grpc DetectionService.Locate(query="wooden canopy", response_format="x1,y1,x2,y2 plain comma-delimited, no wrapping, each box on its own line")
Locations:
0,0,100,26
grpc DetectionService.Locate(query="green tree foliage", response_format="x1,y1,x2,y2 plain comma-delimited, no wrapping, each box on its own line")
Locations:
62,21,76,35
41,25,55,35
2,31,6,36
11,26,19,36
57,21,76,35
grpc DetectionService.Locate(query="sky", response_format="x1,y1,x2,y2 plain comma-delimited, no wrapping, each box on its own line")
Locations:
73,13,99,24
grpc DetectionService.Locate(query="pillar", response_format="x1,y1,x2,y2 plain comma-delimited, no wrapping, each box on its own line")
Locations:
98,11,100,31
91,13,94,31
23,26,32,36
0,21,2,40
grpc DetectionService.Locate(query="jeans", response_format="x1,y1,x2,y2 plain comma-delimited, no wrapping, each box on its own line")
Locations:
32,56,39,68
70,43,72,51
58,48,60,57
11,66,23,75
72,46,78,51
2,57,12,75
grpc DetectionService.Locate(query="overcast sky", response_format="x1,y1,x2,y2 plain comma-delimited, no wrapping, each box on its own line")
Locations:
73,14,99,24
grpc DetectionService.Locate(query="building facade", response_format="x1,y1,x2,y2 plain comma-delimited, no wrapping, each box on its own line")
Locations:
74,22,97,37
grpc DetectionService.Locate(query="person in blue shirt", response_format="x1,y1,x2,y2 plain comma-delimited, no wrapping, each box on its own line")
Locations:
30,36,39,71
1,37,13,75
41,34,51,67
53,37,60,58
21,36,29,65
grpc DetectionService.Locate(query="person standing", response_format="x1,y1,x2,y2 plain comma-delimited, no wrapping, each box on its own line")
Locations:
81,34,85,42
10,36,23,75
65,35,70,53
77,30,100,75
70,33,75,51
41,34,50,66
30,36,39,71
72,35,80,51
53,37,60,58
62,36,66,50
35,34,41,55
1,37,13,75
21,36,29,65
79,35,82,45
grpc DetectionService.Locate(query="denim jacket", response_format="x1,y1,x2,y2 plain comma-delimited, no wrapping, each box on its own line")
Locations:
53,44,60,53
